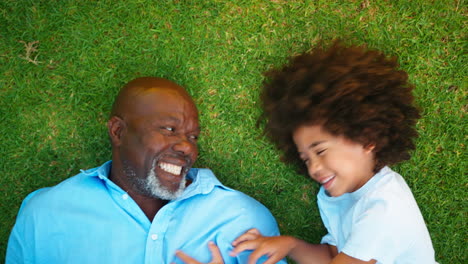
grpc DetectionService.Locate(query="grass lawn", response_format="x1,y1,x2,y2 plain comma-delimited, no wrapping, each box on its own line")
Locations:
0,0,466,263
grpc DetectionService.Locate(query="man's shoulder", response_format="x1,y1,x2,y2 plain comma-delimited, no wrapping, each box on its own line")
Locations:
187,168,270,215
18,165,107,214
191,168,269,208
179,169,281,239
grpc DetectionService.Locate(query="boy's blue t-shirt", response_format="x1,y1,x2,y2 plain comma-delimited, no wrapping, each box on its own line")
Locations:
318,166,438,263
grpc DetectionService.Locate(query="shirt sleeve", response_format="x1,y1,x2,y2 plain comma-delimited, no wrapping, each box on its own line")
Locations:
6,224,26,263
6,191,41,264
215,200,287,264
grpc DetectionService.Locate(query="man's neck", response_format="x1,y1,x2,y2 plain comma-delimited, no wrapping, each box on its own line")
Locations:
109,166,168,222
128,193,168,221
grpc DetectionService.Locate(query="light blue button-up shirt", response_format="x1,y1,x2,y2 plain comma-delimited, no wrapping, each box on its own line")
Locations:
7,161,286,264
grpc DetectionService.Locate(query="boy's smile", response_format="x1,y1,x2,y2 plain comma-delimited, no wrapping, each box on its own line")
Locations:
293,124,376,197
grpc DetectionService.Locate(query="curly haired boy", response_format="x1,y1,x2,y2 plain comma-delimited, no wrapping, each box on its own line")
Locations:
230,41,438,264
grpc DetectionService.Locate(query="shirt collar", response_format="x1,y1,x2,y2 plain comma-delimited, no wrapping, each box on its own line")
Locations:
179,168,227,199
81,161,227,200
79,160,112,180
318,166,392,201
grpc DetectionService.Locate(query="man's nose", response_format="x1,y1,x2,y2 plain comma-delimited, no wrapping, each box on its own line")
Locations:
172,135,197,156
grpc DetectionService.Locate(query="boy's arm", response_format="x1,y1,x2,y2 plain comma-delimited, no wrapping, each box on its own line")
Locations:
292,243,377,264
279,241,377,264
287,239,334,264
329,252,376,264
231,230,376,264
231,232,332,264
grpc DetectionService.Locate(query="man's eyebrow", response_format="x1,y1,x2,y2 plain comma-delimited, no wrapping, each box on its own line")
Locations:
158,116,180,123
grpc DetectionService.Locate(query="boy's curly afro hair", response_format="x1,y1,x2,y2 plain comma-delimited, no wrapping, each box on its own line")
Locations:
259,41,420,174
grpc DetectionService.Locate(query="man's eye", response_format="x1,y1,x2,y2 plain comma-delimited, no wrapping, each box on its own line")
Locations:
317,149,326,155
189,135,198,140
162,127,174,132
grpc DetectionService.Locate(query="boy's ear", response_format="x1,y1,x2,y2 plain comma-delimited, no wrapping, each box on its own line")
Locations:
364,143,376,153
108,116,126,146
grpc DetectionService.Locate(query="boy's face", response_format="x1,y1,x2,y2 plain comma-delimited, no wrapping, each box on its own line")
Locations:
293,124,375,197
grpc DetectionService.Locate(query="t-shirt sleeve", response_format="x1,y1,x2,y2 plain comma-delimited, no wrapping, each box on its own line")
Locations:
320,233,336,246
318,199,337,247
340,198,410,263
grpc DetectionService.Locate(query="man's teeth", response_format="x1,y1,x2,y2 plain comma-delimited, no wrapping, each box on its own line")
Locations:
159,162,182,175
321,175,335,184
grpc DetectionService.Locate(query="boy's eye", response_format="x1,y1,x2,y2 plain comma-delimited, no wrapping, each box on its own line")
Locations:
317,149,326,155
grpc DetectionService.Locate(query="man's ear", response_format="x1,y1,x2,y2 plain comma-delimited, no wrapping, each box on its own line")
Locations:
108,116,126,146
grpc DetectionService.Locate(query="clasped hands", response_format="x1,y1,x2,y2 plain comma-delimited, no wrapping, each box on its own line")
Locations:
173,228,295,264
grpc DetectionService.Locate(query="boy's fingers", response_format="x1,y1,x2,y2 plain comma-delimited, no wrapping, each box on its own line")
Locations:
232,229,262,246
207,242,223,263
230,240,260,256
247,248,269,264
262,255,283,264
232,233,259,246
247,249,281,264
245,228,261,235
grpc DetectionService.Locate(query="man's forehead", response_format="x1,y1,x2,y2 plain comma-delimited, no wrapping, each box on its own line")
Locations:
127,87,198,121
111,77,199,124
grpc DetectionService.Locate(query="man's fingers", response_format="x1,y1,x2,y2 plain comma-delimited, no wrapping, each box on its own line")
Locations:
175,250,199,264
207,241,223,263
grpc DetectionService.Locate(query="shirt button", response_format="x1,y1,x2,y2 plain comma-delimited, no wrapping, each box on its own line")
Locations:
122,194,128,200
151,234,158,240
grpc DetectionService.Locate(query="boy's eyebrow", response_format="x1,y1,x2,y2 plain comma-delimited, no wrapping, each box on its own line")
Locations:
308,141,325,149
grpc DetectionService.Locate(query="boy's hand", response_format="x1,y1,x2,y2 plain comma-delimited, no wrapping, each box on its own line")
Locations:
174,241,224,264
230,228,295,264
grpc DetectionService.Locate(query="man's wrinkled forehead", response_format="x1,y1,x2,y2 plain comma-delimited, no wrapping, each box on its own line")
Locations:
130,89,196,119
112,77,197,117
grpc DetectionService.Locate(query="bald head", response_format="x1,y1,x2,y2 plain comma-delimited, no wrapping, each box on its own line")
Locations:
111,77,196,119
107,77,200,202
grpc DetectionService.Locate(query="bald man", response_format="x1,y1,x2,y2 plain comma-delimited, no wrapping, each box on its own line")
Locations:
6,77,286,264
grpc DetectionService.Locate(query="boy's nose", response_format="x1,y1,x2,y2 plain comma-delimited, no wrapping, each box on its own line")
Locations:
308,160,323,180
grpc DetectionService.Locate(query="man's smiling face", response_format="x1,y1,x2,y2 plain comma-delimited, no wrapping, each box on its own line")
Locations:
117,86,200,200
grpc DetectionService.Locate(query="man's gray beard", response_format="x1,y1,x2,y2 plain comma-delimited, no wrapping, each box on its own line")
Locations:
125,160,187,200
142,161,186,200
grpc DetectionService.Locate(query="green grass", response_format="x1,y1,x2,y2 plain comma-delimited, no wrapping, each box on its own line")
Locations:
1,0,466,263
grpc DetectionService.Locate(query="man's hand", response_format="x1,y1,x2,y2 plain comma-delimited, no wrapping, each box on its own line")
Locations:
230,228,295,264
174,241,224,264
